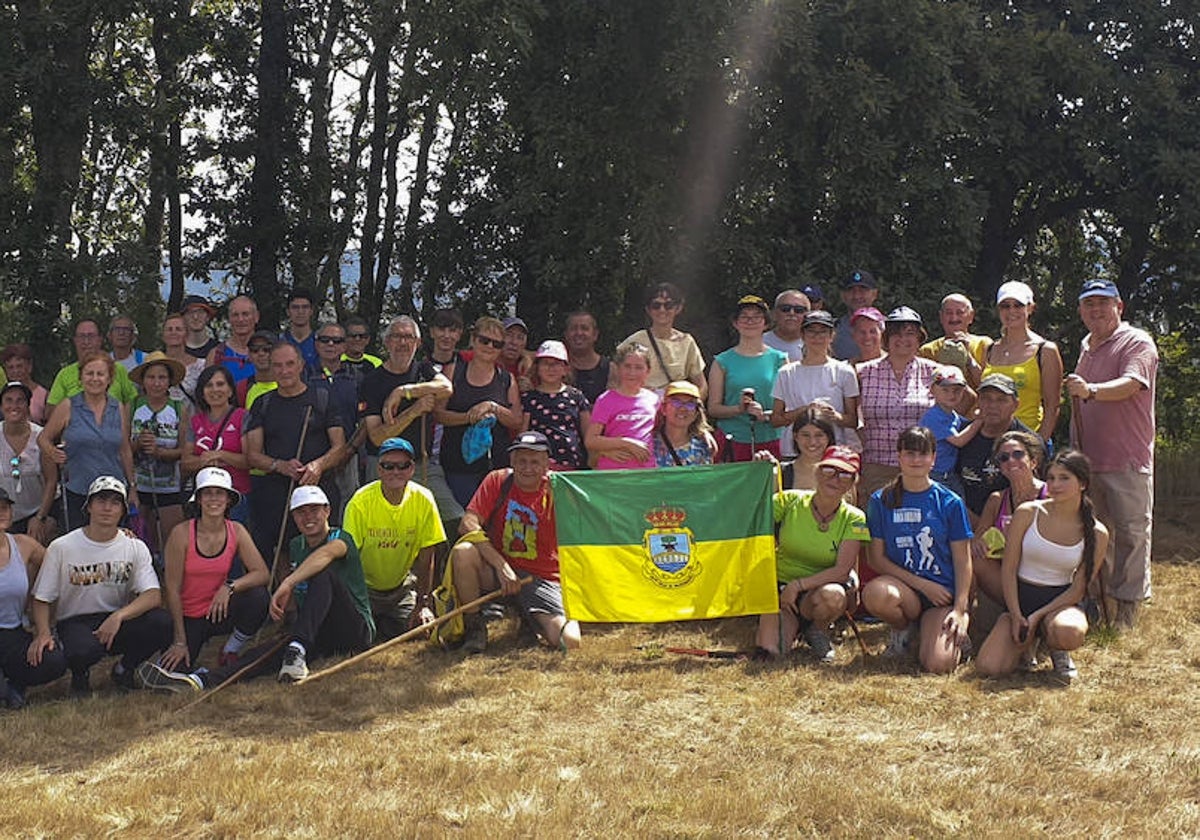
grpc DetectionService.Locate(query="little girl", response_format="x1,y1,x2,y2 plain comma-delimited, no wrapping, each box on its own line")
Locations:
586,342,660,470
521,340,590,470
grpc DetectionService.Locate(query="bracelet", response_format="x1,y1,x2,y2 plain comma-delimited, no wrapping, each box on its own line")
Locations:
226,581,237,595
269,458,278,474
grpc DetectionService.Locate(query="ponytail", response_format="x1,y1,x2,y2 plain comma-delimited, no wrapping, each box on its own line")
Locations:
1079,494,1097,582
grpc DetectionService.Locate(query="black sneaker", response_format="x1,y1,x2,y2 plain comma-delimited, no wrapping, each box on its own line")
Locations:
111,664,137,691
70,670,91,697
461,615,488,654
4,682,26,710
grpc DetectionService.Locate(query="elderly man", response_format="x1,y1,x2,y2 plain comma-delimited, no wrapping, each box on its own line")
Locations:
28,476,171,694
342,437,446,641
47,319,139,407
833,269,880,360
955,373,1038,523
1064,279,1158,629
107,314,146,373
340,315,382,383
449,431,581,654
310,321,362,505
207,295,261,386
763,289,811,362
920,293,992,387
563,310,611,404
501,316,534,392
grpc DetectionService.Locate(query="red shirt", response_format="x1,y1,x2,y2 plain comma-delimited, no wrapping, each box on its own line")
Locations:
468,469,559,581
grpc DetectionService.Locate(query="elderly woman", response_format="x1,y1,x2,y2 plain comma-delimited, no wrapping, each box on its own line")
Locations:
1,382,56,543
707,295,787,461
1,344,49,424
849,307,886,367
39,352,138,527
755,446,870,663
130,352,190,557
653,381,718,466
855,307,940,501
981,281,1063,440
622,282,707,396
971,430,1047,603
975,450,1107,682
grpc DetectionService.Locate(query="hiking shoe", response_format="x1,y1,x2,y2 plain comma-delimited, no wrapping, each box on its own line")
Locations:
4,682,26,710
882,625,913,659
461,615,488,655
1050,650,1078,683
278,647,308,682
110,664,137,691
803,625,835,664
70,670,91,697
136,661,203,694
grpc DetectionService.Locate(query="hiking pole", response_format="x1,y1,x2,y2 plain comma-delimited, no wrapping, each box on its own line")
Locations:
266,405,314,587
634,644,750,660
743,387,757,458
56,444,70,532
173,634,288,715
1072,394,1111,629
300,577,533,685
843,610,870,659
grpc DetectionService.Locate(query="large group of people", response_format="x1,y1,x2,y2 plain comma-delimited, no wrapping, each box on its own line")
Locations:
0,272,1158,708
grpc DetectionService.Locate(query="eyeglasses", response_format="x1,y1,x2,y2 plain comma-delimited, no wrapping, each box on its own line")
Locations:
736,313,766,323
249,344,272,353
667,398,699,412
648,300,678,310
109,326,135,334
378,460,415,472
818,465,856,480
776,304,809,314
475,335,505,349
347,332,369,340
998,301,1026,310
996,450,1028,463
316,336,345,345
390,334,419,343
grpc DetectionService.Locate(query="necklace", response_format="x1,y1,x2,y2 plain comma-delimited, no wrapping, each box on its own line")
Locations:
811,498,839,532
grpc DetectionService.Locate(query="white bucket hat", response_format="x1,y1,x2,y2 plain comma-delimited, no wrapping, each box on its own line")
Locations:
189,467,241,507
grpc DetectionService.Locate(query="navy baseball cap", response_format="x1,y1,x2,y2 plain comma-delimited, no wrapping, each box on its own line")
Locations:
1079,279,1120,300
843,269,877,290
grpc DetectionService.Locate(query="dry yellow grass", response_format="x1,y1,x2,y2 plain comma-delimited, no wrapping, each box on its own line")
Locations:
3,511,1200,838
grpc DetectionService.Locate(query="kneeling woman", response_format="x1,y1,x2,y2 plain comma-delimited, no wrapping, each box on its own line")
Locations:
755,446,869,662
862,426,973,674
975,450,1107,682
158,468,270,671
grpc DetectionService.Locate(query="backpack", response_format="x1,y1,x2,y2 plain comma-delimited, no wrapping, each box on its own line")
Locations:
430,473,515,648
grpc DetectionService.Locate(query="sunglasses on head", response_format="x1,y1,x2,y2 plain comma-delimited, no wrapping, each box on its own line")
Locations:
316,336,345,345
475,335,505,349
996,450,1028,463
818,465,856,480
648,300,678,310
378,460,415,472
776,304,809,314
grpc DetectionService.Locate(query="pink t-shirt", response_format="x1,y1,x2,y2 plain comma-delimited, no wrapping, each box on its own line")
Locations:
590,388,659,470
191,407,250,493
1073,322,1157,473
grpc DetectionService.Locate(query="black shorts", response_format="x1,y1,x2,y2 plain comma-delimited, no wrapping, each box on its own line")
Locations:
1017,580,1072,616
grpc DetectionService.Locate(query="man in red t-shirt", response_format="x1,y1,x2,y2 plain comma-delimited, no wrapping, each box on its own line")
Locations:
449,431,581,654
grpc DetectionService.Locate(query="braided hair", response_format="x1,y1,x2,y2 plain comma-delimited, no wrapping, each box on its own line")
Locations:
1047,449,1097,581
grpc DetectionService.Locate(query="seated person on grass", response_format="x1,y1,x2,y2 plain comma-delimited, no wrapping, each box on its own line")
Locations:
139,485,374,692
449,431,581,654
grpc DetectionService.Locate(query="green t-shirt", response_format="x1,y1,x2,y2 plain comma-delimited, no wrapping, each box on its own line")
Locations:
48,362,138,406
773,490,870,582
289,527,376,641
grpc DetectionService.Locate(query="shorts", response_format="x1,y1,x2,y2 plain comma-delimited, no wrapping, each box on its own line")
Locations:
140,490,184,508
1017,580,1072,616
487,571,565,618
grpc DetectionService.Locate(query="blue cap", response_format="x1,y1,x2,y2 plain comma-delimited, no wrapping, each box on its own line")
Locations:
379,437,415,457
800,284,824,302
1079,279,1120,301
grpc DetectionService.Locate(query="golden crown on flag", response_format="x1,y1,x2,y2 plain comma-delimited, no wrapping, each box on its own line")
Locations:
645,505,687,529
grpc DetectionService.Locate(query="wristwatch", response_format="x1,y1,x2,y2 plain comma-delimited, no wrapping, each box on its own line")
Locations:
1086,384,1099,401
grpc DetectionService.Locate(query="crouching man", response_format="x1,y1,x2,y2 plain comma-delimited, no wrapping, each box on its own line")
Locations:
450,431,581,653
28,476,171,694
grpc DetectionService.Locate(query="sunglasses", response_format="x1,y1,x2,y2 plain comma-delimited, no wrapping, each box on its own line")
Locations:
249,344,272,353
996,450,1028,463
316,336,345,345
776,304,809,314
347,332,369,339
378,460,415,472
10,455,19,480
667,398,699,411
475,335,505,349
648,300,679,310
818,465,856,480
998,301,1027,310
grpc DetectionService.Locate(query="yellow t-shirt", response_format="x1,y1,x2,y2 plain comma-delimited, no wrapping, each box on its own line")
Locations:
342,480,447,591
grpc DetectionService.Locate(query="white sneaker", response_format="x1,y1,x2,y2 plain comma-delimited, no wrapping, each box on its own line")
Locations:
1050,650,1078,683
803,625,835,664
883,625,913,658
278,647,308,683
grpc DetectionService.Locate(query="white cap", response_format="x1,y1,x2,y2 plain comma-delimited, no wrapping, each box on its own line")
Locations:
87,475,128,503
289,485,330,510
996,281,1034,306
535,340,569,363
190,467,241,506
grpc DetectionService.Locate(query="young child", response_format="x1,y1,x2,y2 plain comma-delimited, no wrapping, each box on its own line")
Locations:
521,340,591,470
919,366,979,500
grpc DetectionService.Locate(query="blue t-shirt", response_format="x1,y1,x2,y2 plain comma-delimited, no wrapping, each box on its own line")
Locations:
920,404,965,474
867,482,973,592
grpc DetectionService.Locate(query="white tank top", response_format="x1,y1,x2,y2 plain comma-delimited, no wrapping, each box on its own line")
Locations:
1017,509,1083,587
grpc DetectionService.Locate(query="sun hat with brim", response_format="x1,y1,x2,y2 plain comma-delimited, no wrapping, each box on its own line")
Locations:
885,306,923,326
735,294,771,316
932,366,967,387
801,310,837,330
978,372,1018,397
87,475,128,506
996,281,1034,306
508,430,550,453
664,381,701,400
182,294,217,316
535,340,569,363
1078,279,1120,300
379,437,415,458
850,306,886,325
130,351,187,386
0,381,32,402
189,467,241,506
290,485,330,510
816,445,861,475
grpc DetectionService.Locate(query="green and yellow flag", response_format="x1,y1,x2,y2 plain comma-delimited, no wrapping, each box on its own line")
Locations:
550,462,778,622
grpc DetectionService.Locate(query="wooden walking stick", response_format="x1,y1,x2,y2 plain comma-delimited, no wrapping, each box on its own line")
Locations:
267,404,314,586
843,610,870,659
300,577,533,685
173,634,289,715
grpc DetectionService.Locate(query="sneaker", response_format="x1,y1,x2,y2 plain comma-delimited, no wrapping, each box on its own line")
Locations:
110,664,137,691
4,682,26,710
803,625,835,664
461,615,488,655
1050,650,1078,683
278,646,309,682
882,625,913,659
70,670,91,697
136,661,203,694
